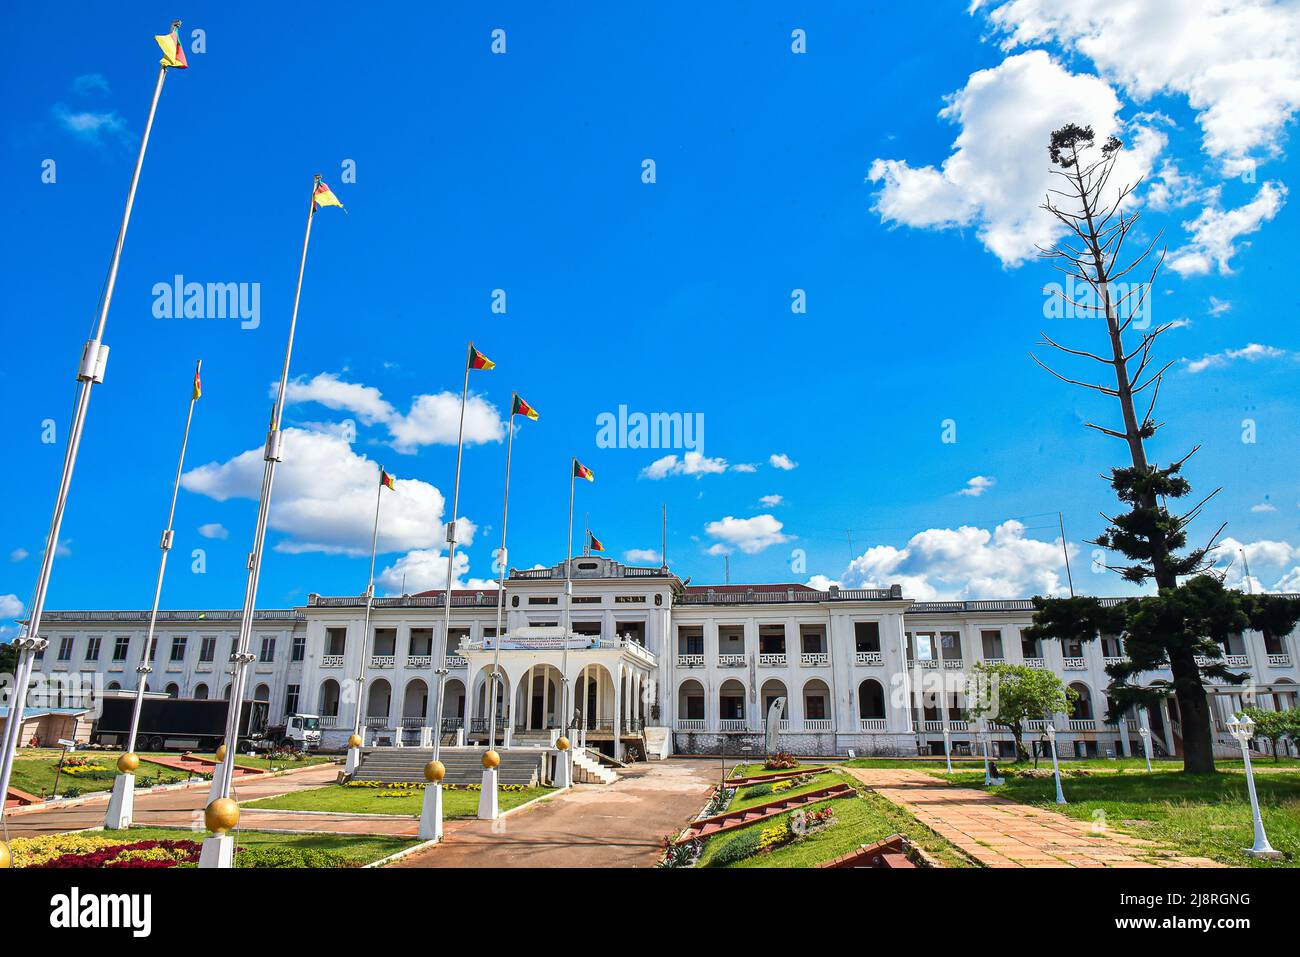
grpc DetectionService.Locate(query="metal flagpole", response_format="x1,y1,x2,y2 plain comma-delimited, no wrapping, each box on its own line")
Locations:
487,400,517,751
346,468,387,770
0,45,179,829
105,360,202,826
561,460,576,736
429,346,473,764
1058,512,1075,597
201,175,325,867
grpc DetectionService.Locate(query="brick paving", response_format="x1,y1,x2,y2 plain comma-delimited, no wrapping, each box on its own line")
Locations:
846,767,1220,869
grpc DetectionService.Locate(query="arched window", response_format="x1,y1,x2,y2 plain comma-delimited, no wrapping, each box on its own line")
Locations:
718,679,746,720
678,679,705,721
760,679,788,720
193,683,209,700
803,678,830,721
318,679,341,717
164,683,180,698
1070,683,1093,720
858,679,886,720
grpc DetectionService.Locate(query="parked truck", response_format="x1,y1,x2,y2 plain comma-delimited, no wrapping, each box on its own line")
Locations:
261,713,323,751
91,697,271,753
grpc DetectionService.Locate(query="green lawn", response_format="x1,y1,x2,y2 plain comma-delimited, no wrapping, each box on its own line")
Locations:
243,783,553,818
938,767,1300,867
112,826,418,867
698,791,973,868
727,771,841,812
729,762,828,779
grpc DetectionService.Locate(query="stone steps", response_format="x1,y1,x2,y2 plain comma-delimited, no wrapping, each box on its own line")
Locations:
352,747,543,786
572,749,618,785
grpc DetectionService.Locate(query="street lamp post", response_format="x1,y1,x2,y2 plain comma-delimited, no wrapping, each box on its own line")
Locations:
979,718,991,786
1044,722,1066,804
1227,713,1282,860
1137,725,1152,773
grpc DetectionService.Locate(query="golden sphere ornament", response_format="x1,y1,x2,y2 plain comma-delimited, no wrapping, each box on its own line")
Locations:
0,840,10,870
215,744,227,762
482,749,501,769
424,760,446,782
205,797,240,834
347,733,364,749
117,752,140,773
555,736,571,752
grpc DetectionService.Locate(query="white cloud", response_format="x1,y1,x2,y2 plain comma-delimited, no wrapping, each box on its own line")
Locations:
624,548,661,563
641,452,731,480
280,372,504,454
759,494,783,507
0,594,23,619
1210,536,1300,593
976,0,1300,175
182,427,474,556
769,453,798,471
1207,296,1232,317
868,50,1162,266
53,104,126,144
197,523,229,540
731,463,758,473
1251,503,1277,513
704,514,792,555
71,73,110,97
9,548,28,562
806,574,841,591
958,475,996,497
375,548,498,595
1145,158,1218,212
1167,181,1288,276
1184,342,1290,373
835,520,1075,600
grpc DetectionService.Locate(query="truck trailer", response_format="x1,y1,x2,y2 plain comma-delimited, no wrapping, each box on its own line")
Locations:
91,696,270,753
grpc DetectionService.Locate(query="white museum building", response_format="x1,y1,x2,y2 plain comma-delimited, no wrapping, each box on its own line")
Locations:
26,557,1300,760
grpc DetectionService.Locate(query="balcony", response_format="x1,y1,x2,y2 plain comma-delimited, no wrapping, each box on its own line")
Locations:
1226,654,1249,667
922,720,944,732
321,655,344,668
1103,656,1128,666
1067,719,1097,731
1023,657,1046,669
717,653,747,668
942,659,964,671
1267,654,1292,667
400,716,427,729
855,651,883,666
677,654,705,668
445,654,468,669
800,652,830,667
1063,657,1088,670
859,718,887,731
319,714,340,728
406,655,432,668
370,655,394,669
676,719,706,731
719,718,747,731
1025,719,1052,731
981,656,1005,664
803,718,833,731
762,718,790,732
909,659,939,670
364,715,388,728
758,653,786,667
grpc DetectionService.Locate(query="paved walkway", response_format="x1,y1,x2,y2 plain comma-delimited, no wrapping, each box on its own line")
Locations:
846,768,1219,868
391,759,728,868
1,764,351,838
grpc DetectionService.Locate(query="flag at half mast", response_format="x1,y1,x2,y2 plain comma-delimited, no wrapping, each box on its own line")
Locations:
380,468,396,490
588,532,605,553
155,22,189,69
511,394,539,420
468,345,495,371
574,460,594,482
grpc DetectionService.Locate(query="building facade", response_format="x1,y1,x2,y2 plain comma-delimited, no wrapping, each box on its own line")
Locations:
28,557,1300,759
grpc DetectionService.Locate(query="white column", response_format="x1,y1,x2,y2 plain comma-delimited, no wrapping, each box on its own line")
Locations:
612,666,623,759
526,667,535,730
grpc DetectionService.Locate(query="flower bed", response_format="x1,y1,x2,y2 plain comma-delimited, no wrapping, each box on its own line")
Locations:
8,832,357,869
343,781,532,792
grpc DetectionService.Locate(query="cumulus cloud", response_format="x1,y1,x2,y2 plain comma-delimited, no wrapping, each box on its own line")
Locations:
1167,181,1288,276
976,0,1300,175
769,453,798,471
731,463,758,473
1251,503,1277,513
624,548,661,563
197,523,229,540
957,476,996,497
9,548,28,562
280,372,504,454
641,452,731,480
704,514,792,555
1207,296,1232,317
375,548,498,595
832,520,1075,600
53,104,127,144
1183,342,1290,374
181,427,474,556
759,494,783,507
868,50,1162,266
0,594,23,619
71,73,110,97
1210,536,1300,594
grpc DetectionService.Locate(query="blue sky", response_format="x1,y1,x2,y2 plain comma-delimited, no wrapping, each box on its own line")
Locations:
2,1,1299,623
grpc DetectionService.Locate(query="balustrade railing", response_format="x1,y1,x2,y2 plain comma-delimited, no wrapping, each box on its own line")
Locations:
803,718,833,731
758,653,786,667
677,719,706,731
800,652,830,667
855,651,883,666
719,718,747,731
1063,657,1088,670
406,655,432,668
717,653,747,668
321,655,344,668
677,654,704,668
370,655,395,668
859,718,887,731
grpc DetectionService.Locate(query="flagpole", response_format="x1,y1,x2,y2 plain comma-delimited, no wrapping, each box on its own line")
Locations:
562,460,576,737
104,360,201,827
0,43,178,829
487,400,516,750
200,175,322,868
346,468,386,773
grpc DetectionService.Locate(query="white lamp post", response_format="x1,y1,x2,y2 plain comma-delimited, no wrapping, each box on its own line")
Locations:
1226,713,1282,859
942,725,953,774
978,717,992,786
1137,725,1152,772
1044,722,1066,804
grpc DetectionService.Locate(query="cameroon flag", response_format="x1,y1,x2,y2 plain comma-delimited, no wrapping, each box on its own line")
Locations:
380,468,396,490
312,180,345,212
468,345,495,370
512,394,539,421
155,24,189,69
573,460,594,482
192,368,202,400
588,532,605,553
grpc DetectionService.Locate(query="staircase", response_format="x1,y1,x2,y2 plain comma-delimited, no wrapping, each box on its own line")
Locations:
677,781,856,842
643,726,671,760
510,730,556,748
572,748,618,785
351,747,544,786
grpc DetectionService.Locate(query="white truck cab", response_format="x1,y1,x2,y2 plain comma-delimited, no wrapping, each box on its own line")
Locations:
284,714,322,750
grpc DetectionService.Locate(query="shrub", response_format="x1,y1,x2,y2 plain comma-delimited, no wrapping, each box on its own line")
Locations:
711,827,763,866
235,845,356,868
764,752,798,771
744,784,772,800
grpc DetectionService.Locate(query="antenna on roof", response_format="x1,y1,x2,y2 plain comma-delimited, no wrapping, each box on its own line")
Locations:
724,554,730,585
1058,511,1075,598
661,502,668,569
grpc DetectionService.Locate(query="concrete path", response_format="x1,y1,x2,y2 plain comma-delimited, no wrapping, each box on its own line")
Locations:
2,764,347,838
846,767,1219,868
391,759,728,868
